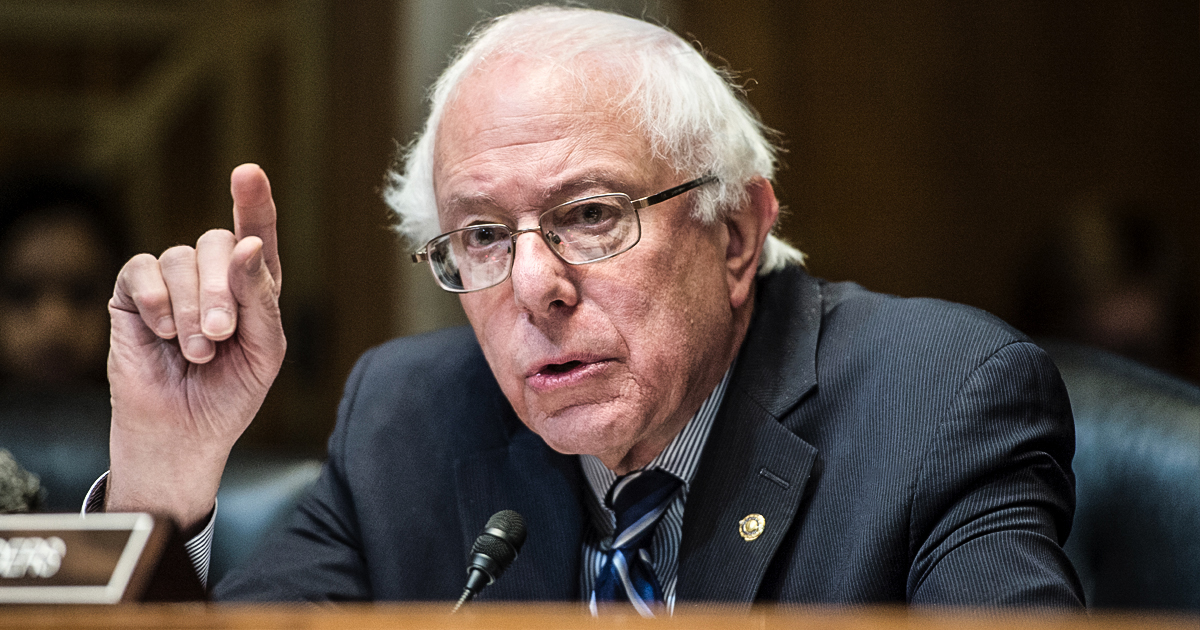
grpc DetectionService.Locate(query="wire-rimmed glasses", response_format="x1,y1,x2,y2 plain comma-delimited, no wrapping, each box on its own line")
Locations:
412,175,717,293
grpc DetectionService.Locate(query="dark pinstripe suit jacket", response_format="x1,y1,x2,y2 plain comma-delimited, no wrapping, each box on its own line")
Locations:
216,265,1084,607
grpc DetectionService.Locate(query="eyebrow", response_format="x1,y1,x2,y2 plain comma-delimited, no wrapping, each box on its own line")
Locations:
440,171,641,222
441,192,500,219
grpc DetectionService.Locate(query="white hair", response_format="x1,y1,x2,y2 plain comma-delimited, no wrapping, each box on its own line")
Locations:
383,4,804,273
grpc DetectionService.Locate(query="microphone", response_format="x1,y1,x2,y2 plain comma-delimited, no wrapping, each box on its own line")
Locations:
452,509,526,613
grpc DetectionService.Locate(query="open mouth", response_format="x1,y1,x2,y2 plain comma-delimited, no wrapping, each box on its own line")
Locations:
540,360,583,375
527,358,609,393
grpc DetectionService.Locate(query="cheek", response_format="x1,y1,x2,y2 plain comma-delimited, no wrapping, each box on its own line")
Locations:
608,232,731,374
461,293,506,361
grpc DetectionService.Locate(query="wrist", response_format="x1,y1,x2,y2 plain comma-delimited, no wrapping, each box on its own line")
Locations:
107,427,231,531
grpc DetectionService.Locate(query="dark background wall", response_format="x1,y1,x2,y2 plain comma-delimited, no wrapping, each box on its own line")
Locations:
682,1,1197,368
1,1,1195,453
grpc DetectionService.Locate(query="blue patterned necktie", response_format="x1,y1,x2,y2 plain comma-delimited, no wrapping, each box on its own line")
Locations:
591,468,683,617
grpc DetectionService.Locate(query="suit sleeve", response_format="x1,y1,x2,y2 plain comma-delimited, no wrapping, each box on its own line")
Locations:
213,348,378,602
907,341,1085,607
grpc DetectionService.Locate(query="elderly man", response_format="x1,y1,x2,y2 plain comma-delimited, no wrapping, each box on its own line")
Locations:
99,6,1082,611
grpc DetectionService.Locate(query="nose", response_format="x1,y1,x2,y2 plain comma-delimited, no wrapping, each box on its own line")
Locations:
508,227,579,316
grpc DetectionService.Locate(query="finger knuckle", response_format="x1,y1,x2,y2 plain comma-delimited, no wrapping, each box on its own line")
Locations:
124,252,159,271
197,228,235,247
159,245,195,264
201,286,235,309
173,304,202,324
117,254,159,287
132,285,171,312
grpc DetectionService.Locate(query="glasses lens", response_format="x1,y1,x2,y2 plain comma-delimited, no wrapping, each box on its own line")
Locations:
427,225,513,292
541,194,639,264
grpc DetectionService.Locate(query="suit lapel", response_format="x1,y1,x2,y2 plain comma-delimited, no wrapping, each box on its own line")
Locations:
454,424,585,601
677,268,824,606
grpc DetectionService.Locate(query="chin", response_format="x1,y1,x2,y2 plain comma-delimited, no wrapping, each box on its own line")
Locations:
527,403,641,461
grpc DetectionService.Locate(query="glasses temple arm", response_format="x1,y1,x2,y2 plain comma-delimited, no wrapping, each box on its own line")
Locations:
631,174,718,210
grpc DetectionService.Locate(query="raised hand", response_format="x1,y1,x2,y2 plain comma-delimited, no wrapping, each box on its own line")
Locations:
105,164,287,530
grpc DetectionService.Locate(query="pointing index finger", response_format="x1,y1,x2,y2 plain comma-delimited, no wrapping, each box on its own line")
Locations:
230,163,281,288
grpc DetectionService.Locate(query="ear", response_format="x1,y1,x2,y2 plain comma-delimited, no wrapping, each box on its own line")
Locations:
724,176,780,311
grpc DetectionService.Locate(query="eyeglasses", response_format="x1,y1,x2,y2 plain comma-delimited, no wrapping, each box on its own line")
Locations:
412,175,717,293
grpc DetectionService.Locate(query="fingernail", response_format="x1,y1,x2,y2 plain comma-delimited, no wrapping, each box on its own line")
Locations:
203,309,235,336
245,248,263,274
156,316,177,338
184,334,215,362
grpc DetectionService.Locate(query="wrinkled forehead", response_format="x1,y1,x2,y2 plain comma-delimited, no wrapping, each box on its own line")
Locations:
434,53,641,157
431,55,665,216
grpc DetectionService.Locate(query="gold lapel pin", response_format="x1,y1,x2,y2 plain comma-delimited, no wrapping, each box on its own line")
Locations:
739,514,765,541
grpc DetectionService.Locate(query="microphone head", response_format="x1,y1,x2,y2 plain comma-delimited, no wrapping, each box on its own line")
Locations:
470,533,517,568
468,510,527,583
484,509,527,551
456,511,529,611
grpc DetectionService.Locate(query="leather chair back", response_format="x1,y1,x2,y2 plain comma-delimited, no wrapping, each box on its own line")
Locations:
1042,341,1200,611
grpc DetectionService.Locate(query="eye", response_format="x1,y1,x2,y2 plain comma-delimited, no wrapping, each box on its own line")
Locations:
579,203,608,224
557,199,622,230
463,226,505,248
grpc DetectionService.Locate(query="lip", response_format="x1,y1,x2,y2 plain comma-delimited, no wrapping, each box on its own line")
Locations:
525,357,612,393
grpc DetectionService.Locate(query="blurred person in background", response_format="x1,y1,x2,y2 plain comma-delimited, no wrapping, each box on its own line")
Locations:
1018,196,1197,383
0,167,128,510
0,168,127,391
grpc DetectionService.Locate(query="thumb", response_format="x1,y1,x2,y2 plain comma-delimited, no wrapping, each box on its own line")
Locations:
228,236,286,363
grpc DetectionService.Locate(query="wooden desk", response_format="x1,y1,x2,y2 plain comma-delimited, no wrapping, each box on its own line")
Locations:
1,604,1197,630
